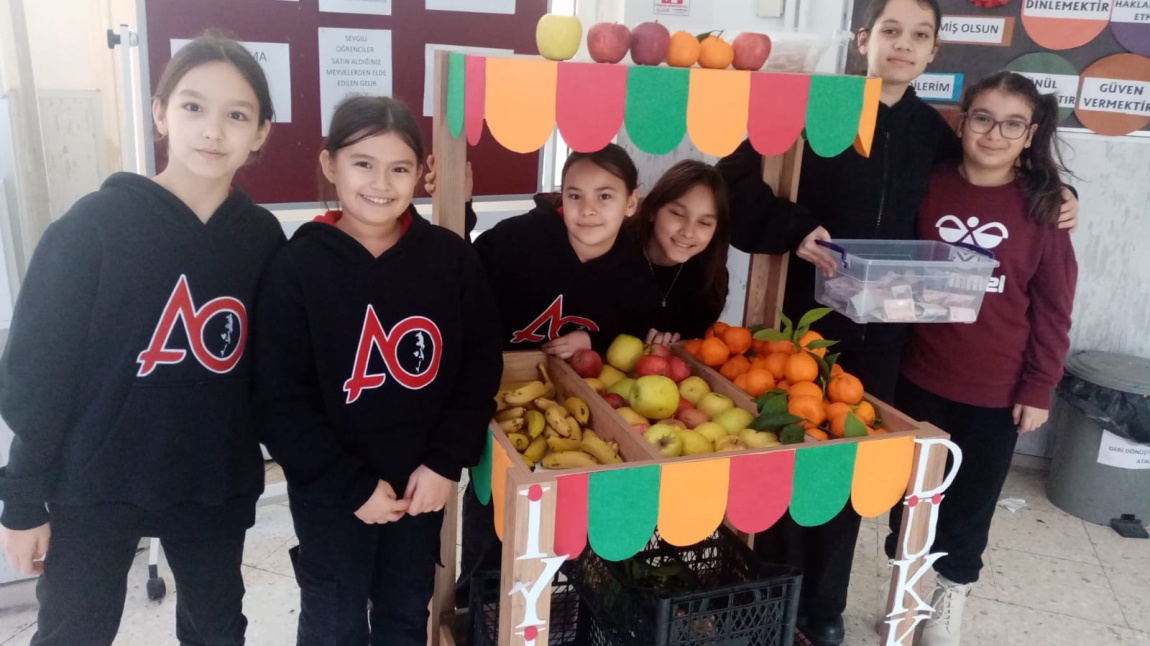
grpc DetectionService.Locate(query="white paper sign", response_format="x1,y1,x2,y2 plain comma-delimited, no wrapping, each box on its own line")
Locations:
1097,429,1150,469
318,28,393,135
426,0,515,13
654,0,691,16
422,45,515,117
1111,0,1150,24
1017,72,1080,109
1022,0,1113,20
912,73,963,101
1077,77,1150,116
171,40,292,123
939,16,1011,44
319,0,391,16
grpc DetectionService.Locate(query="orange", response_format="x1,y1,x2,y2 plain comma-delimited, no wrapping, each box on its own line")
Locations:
830,363,845,377
787,395,826,427
750,356,772,372
775,379,790,390
854,400,876,426
698,337,730,367
683,338,704,358
705,321,730,339
733,373,750,393
719,355,752,381
829,411,863,439
666,30,701,67
788,381,823,400
763,352,790,380
722,326,753,355
784,352,820,384
807,428,830,441
751,339,771,356
824,401,852,421
767,340,796,354
797,330,826,358
827,373,864,405
744,368,776,397
697,35,734,69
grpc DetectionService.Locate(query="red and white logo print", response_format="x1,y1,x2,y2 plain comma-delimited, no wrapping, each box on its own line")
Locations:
136,275,246,377
511,295,599,344
343,307,443,404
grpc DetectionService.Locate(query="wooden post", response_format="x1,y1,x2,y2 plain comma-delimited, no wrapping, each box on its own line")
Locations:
427,492,458,645
431,49,468,237
742,139,804,328
498,469,558,646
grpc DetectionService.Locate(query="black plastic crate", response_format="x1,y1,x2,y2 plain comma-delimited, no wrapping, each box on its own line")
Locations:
469,569,595,645
567,526,801,646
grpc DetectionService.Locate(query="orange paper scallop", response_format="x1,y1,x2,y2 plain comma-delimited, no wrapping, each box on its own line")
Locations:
485,58,558,153
686,68,751,157
490,438,514,542
656,458,730,547
851,436,915,518
852,77,883,158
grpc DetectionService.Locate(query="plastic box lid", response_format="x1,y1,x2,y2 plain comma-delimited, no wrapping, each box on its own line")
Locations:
1065,351,1150,396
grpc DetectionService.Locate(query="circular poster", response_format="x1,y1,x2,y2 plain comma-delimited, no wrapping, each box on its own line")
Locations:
1005,52,1080,121
1074,53,1150,135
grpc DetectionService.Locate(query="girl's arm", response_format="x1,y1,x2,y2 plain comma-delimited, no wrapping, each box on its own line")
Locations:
716,139,821,255
251,259,379,510
1014,230,1078,420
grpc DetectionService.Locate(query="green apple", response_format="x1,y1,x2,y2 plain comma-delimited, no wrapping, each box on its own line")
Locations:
598,364,627,388
535,14,583,61
713,408,755,436
714,436,746,452
607,377,636,400
677,429,714,455
615,406,648,426
696,393,735,420
644,423,684,458
694,422,728,445
606,334,645,373
739,428,781,449
678,376,711,406
628,375,680,420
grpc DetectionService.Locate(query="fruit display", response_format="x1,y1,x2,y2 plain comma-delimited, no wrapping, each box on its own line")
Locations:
568,335,779,458
536,13,583,61
678,308,885,444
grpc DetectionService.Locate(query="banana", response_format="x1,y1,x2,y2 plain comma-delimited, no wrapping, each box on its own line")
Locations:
581,430,623,464
495,406,526,423
524,410,546,438
564,396,590,424
543,425,560,439
499,418,525,434
546,436,581,452
545,405,571,437
507,433,530,452
522,454,536,469
533,396,560,412
537,361,552,385
523,435,547,464
565,416,583,442
494,394,510,413
542,450,599,469
504,381,548,406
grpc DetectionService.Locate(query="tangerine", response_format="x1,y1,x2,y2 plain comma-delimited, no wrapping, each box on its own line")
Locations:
787,395,826,427
830,363,845,377
784,352,820,384
722,326,753,355
854,400,876,426
705,321,730,339
807,428,830,441
824,401,852,421
733,373,750,393
697,35,734,69
683,338,704,358
775,379,790,390
719,355,752,381
744,368,776,397
827,373,864,405
788,381,823,400
751,339,771,356
797,330,826,358
829,411,863,439
763,352,790,380
698,337,730,367
767,340,796,354
666,30,701,67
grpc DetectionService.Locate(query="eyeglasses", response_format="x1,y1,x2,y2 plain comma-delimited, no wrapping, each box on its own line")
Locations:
963,112,1031,140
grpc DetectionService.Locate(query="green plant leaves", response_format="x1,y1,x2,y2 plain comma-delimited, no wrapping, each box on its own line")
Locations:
780,423,806,445
752,328,789,342
843,411,867,438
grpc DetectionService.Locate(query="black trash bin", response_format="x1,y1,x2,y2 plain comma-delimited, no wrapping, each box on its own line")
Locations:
1046,351,1150,525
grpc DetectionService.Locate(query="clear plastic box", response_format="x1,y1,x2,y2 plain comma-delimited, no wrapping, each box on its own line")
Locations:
813,239,1001,324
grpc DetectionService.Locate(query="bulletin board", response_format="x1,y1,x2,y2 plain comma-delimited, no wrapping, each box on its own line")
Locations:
139,0,548,205
850,0,1150,136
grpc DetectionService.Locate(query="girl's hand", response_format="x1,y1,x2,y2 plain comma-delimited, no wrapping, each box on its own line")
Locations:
1013,404,1049,433
541,331,592,360
1,522,50,575
354,480,410,524
1057,186,1079,231
403,465,454,515
795,226,838,278
423,154,473,200
645,329,681,346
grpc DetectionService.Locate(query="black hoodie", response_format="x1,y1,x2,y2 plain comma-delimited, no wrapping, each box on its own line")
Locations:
0,173,285,534
252,208,502,511
473,195,661,354
717,88,961,346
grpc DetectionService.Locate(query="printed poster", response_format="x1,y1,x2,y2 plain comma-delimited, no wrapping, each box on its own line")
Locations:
318,28,393,136
171,39,292,123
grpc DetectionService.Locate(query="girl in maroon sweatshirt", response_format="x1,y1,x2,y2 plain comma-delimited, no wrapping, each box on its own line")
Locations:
891,71,1077,645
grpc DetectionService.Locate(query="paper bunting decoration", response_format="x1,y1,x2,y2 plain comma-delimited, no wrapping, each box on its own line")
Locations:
656,458,730,546
490,435,514,542
587,465,660,562
448,57,881,159
851,436,916,517
726,449,795,533
554,472,589,560
446,52,465,138
790,442,859,526
470,429,494,505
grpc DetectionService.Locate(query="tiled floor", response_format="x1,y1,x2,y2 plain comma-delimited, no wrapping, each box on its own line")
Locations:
1,465,1148,645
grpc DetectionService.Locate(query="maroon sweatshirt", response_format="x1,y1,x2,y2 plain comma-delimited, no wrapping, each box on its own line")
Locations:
900,163,1077,410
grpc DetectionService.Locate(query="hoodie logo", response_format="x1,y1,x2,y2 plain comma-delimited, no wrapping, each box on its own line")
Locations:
137,275,246,377
935,215,1009,249
511,295,599,344
343,307,443,404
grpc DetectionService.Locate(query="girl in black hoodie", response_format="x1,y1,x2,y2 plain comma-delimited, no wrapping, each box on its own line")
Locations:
253,96,502,645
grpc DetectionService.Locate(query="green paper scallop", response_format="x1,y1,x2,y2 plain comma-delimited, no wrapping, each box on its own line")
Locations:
587,465,661,561
804,76,865,158
447,52,466,138
470,429,494,505
790,443,858,526
624,66,689,155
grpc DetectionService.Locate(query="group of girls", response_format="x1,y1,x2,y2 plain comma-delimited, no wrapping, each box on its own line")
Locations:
0,0,1079,641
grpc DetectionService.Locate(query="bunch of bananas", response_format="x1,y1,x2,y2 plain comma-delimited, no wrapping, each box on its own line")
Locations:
494,364,623,469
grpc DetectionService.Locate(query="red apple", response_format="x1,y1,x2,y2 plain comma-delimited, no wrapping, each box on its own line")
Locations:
629,21,670,66
675,397,694,415
587,22,631,64
731,32,771,71
675,407,710,429
632,422,650,434
634,354,670,378
644,343,671,358
601,392,627,408
569,348,604,378
666,356,691,383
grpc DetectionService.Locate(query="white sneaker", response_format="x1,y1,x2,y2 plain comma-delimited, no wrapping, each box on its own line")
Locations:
920,574,972,646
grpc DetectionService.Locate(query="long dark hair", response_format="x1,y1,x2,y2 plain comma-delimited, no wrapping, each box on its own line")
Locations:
959,71,1068,226
319,96,424,205
849,0,943,75
560,143,639,194
627,160,730,317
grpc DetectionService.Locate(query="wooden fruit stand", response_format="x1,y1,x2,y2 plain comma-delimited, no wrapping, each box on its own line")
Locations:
428,50,959,646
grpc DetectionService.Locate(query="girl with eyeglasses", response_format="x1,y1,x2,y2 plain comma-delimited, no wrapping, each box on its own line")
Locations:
887,71,1078,645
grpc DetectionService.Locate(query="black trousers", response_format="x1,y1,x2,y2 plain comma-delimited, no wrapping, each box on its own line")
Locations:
31,531,247,646
288,498,443,646
884,376,1019,585
752,342,903,622
455,481,502,608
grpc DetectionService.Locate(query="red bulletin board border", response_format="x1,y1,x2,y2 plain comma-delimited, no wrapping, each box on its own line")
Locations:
139,0,547,205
